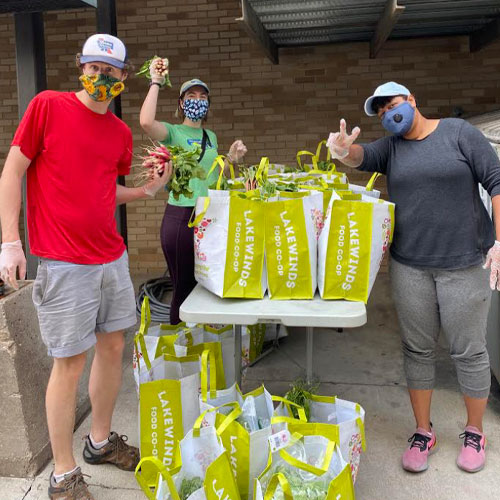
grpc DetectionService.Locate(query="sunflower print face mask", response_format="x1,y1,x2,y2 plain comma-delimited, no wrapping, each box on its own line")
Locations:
79,74,125,102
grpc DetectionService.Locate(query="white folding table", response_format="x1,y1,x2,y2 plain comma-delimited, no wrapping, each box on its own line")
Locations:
179,285,367,384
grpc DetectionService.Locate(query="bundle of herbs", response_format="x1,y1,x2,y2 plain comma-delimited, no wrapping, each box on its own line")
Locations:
284,378,320,420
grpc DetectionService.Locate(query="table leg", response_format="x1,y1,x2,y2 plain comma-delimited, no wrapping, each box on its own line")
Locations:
306,326,314,383
234,325,242,386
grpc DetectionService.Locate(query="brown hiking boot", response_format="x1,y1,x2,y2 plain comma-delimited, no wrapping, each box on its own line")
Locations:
48,467,94,500
82,432,140,471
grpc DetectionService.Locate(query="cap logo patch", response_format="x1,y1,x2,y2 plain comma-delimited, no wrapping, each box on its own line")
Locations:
97,38,114,54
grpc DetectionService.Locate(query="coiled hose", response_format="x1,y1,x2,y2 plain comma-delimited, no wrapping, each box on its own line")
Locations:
135,275,173,324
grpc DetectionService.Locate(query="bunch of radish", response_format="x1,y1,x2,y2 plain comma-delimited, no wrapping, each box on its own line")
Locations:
141,144,171,176
136,55,172,88
134,142,206,200
152,58,169,79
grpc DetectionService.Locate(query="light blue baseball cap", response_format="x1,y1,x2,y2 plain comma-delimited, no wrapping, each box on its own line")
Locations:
364,81,411,116
179,78,210,96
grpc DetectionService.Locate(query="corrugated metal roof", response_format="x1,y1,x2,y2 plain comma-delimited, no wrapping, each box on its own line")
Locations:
469,110,500,144
249,0,500,47
0,0,95,14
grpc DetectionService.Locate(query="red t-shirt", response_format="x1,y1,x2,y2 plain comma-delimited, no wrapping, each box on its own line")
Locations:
12,90,132,264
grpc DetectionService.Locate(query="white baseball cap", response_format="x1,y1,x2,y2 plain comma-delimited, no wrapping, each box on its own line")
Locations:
80,34,127,69
364,81,411,116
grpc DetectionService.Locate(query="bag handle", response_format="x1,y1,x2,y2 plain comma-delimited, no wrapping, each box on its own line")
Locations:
188,198,210,228
279,433,337,476
134,297,153,372
139,296,151,336
366,172,381,192
264,473,293,500
134,332,152,373
271,395,307,422
192,401,243,437
315,139,332,163
338,192,362,201
296,150,315,171
307,167,339,177
256,157,270,185
201,349,218,401
207,155,236,190
135,456,181,500
203,324,233,335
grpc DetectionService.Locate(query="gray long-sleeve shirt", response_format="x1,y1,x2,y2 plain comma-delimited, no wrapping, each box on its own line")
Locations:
359,118,500,269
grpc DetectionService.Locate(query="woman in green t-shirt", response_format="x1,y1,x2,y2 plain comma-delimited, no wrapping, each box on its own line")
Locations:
140,60,247,324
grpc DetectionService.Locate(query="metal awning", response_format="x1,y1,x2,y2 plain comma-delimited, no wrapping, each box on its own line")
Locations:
239,0,500,63
469,110,500,145
0,0,96,13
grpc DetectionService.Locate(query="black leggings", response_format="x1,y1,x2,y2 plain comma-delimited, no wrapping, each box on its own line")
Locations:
160,204,197,325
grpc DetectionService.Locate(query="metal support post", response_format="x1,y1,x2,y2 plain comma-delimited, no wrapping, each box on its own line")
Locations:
306,326,314,383
234,325,242,386
14,12,47,279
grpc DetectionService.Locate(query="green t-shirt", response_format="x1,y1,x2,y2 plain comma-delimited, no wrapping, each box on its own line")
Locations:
161,122,219,207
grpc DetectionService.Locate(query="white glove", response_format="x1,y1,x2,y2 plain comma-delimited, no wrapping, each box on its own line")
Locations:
149,57,168,86
484,240,500,290
143,161,173,197
326,119,361,160
227,140,247,164
0,240,26,290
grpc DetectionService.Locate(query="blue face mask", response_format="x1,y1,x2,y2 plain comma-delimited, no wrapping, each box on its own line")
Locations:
183,98,209,122
381,101,415,136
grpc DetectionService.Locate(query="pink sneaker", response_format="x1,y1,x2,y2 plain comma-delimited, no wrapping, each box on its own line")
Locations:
457,426,486,473
402,427,437,472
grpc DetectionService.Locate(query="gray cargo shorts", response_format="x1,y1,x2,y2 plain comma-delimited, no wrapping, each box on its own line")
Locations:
32,251,137,358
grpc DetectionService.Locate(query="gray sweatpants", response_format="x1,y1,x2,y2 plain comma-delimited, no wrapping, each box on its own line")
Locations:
390,258,492,399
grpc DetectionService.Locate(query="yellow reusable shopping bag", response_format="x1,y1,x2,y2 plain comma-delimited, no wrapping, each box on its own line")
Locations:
133,297,188,390
318,190,394,302
198,353,306,500
264,191,323,299
135,411,241,500
255,434,355,500
138,350,216,486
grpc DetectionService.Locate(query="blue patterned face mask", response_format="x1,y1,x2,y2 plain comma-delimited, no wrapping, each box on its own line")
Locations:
183,98,209,122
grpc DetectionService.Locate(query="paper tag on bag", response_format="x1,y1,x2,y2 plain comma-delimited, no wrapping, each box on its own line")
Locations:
268,429,291,452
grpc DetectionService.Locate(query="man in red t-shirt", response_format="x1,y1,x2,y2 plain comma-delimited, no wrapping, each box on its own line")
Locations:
0,34,171,499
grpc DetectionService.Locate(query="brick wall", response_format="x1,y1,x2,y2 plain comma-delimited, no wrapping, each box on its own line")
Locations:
0,1,500,274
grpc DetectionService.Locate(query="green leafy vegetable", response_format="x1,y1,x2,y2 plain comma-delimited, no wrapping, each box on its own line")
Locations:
209,175,230,191
315,160,334,171
276,183,298,192
284,378,320,420
271,465,330,500
179,476,203,500
168,145,206,200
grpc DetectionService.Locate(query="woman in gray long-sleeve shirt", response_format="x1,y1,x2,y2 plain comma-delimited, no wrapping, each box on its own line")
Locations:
327,81,500,475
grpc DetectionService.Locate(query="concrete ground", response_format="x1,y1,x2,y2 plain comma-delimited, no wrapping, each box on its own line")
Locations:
3,273,500,499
